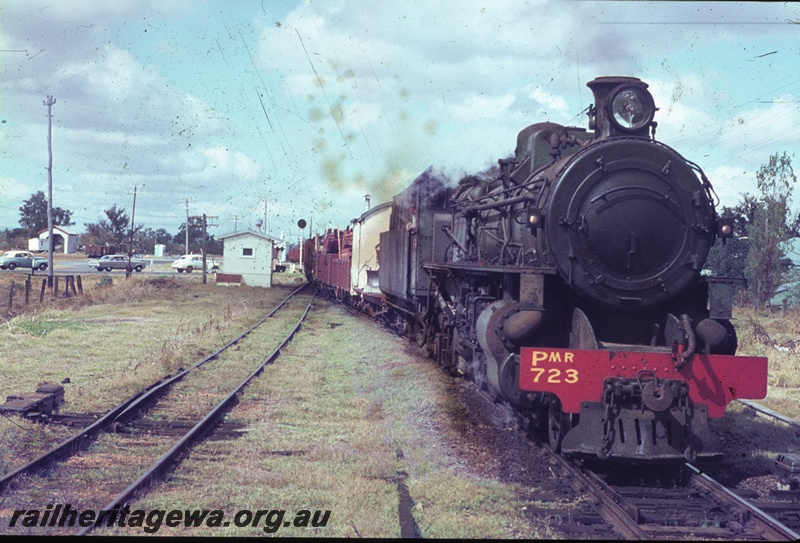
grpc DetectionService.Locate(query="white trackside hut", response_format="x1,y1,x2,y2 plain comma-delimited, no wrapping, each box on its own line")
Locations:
218,229,279,287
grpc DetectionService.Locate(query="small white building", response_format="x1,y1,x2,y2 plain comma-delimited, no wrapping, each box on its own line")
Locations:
29,226,79,254
218,229,278,287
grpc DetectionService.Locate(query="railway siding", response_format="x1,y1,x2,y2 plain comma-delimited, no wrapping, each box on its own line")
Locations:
0,279,297,477
96,299,554,538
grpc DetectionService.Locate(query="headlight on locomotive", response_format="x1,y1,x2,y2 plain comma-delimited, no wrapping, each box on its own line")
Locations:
544,138,714,309
609,85,655,132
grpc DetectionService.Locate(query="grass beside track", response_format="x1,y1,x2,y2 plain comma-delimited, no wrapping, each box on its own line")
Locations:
0,275,303,476
1,273,799,537
96,299,549,538
733,305,800,419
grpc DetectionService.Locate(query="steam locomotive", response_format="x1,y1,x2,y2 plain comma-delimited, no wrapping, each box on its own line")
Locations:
308,76,768,462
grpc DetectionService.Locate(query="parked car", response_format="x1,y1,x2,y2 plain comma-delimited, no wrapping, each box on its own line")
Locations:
88,254,147,272
0,250,48,271
170,254,220,273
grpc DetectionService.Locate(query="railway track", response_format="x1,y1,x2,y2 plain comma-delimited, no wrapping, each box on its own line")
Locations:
0,285,314,536
487,396,800,540
550,457,800,540
471,395,800,540
317,288,800,539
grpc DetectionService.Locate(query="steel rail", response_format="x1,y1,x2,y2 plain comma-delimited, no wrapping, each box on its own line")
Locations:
553,456,649,540
738,399,800,430
0,376,168,493
0,284,307,493
112,283,307,423
76,294,316,536
685,463,800,541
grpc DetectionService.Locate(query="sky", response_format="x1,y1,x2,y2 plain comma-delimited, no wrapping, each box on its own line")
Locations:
1,1,800,242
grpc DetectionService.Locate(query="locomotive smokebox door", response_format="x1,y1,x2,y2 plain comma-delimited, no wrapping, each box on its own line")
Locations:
545,138,714,309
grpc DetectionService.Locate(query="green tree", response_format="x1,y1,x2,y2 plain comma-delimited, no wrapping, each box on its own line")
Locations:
18,191,74,236
6,228,28,250
706,237,750,278
172,222,222,254
82,204,143,248
745,152,798,308
134,228,172,255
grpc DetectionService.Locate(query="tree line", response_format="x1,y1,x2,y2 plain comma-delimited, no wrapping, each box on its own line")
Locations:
2,152,797,307
0,192,222,256
705,151,798,308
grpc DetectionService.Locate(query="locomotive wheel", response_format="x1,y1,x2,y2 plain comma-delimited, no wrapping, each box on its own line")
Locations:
415,305,432,349
547,395,571,453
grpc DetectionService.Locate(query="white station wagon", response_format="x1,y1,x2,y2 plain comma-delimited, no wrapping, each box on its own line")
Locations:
88,254,147,272
170,255,220,273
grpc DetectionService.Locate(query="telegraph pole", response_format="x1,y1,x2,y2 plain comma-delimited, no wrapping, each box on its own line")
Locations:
126,185,138,279
189,214,218,284
44,95,56,285
184,198,190,255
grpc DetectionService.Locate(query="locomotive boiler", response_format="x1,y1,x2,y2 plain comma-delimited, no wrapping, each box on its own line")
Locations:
419,76,768,461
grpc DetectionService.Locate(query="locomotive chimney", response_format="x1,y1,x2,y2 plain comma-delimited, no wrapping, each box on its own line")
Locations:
364,194,371,211
587,76,655,140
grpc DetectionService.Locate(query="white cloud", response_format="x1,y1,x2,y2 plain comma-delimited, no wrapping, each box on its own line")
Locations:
706,165,756,208
526,86,571,118
3,0,800,235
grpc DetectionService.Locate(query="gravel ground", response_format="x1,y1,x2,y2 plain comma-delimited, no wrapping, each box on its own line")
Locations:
443,378,554,486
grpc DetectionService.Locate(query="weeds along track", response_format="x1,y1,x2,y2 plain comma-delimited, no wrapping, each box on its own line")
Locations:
0,285,315,536
325,292,800,540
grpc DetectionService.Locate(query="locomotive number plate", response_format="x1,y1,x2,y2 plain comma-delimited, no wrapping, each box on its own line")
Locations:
519,347,768,417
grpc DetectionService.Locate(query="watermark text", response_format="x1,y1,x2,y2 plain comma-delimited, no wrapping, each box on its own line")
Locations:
9,504,331,534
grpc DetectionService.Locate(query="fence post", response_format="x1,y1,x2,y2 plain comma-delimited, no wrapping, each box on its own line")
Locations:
7,281,14,309
54,276,59,298
40,279,46,302
25,279,30,305
76,275,83,295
